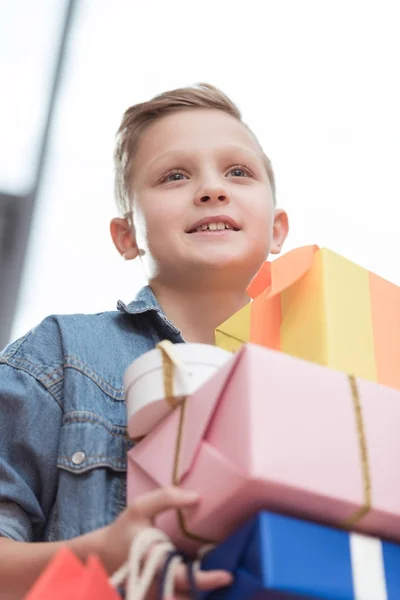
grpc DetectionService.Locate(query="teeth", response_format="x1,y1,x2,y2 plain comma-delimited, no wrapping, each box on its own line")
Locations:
193,222,235,232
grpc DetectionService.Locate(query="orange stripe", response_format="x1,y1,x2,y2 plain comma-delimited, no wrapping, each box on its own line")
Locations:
369,272,400,391
247,262,272,299
280,250,325,365
250,294,281,350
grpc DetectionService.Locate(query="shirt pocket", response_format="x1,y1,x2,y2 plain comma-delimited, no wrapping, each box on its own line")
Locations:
48,412,129,541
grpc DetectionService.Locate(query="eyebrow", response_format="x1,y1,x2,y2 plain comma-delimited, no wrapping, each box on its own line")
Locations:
147,144,262,171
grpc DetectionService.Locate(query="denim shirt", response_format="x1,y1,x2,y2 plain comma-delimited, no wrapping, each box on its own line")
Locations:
0,286,184,543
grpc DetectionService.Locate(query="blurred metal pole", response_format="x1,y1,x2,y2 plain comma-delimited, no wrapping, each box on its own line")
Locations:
0,0,77,349
32,0,77,197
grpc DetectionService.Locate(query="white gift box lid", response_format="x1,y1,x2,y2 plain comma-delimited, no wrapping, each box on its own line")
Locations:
124,342,231,439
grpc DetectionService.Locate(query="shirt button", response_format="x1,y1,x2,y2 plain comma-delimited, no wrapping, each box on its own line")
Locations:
71,451,86,465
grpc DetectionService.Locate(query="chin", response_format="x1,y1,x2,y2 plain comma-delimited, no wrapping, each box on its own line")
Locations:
192,254,241,268
191,254,262,277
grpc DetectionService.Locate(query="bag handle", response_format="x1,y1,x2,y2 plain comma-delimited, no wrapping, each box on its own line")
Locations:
109,527,209,599
109,528,173,600
158,550,200,600
158,550,182,599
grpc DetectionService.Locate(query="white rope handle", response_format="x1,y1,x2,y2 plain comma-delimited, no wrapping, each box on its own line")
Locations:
192,543,217,576
127,540,174,600
109,528,174,600
162,553,183,598
108,526,214,599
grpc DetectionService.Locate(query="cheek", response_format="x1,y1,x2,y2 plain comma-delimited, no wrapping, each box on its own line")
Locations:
246,196,274,249
246,194,273,228
133,195,174,240
148,193,188,233
141,208,186,260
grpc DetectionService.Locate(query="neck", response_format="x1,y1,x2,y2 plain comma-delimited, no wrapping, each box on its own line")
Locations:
150,280,250,344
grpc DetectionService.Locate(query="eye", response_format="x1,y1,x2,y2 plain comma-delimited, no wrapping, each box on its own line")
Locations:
160,169,189,183
226,165,252,178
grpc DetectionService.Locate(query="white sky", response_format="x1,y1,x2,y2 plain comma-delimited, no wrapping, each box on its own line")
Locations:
1,0,400,341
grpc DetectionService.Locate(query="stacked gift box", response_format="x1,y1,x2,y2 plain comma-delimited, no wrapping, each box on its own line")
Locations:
125,245,400,599
28,245,400,598
215,244,400,389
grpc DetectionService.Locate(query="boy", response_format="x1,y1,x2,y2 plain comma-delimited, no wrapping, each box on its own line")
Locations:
0,83,289,598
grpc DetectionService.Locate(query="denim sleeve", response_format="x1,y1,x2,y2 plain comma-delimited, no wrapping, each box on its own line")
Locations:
0,362,63,541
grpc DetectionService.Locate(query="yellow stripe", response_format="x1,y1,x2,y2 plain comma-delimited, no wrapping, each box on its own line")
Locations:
321,250,376,381
215,302,251,352
281,249,377,383
214,331,245,352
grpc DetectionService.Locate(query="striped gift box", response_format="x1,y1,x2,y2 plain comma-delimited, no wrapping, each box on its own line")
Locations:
201,511,400,599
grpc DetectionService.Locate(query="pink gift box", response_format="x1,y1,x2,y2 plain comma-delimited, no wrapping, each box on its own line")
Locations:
127,343,400,554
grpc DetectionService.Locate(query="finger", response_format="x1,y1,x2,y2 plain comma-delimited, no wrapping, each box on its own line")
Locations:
129,486,199,520
174,565,233,592
144,576,192,600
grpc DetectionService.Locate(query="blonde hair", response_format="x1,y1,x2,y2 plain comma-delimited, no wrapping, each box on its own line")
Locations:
114,83,276,216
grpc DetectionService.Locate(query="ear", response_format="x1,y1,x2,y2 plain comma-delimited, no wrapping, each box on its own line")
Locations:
270,208,289,255
110,217,139,261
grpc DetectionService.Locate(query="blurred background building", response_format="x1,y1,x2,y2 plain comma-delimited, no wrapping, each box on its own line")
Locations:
1,0,399,348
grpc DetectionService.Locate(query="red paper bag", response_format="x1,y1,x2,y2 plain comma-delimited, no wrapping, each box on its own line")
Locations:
24,548,120,600
76,555,120,600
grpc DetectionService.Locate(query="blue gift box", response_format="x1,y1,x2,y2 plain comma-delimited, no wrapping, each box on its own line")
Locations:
201,512,400,599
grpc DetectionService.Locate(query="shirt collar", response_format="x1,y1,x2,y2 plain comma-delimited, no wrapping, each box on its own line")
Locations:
117,286,181,336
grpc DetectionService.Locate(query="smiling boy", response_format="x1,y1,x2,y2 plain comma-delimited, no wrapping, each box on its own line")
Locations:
0,83,288,598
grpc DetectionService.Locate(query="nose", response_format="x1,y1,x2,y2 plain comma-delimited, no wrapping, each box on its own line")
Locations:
194,181,230,206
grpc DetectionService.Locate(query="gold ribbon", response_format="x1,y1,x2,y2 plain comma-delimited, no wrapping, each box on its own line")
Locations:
172,398,216,544
129,341,179,442
342,374,372,528
157,341,215,544
157,340,181,409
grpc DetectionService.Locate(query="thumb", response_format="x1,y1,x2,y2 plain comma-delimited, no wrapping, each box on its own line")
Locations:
129,487,199,520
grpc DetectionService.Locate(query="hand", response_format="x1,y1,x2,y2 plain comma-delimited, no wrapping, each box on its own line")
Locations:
97,486,233,598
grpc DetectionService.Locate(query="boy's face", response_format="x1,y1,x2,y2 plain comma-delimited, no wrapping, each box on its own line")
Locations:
112,108,288,289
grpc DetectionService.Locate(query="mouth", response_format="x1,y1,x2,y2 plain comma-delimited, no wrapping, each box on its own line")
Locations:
186,215,241,234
